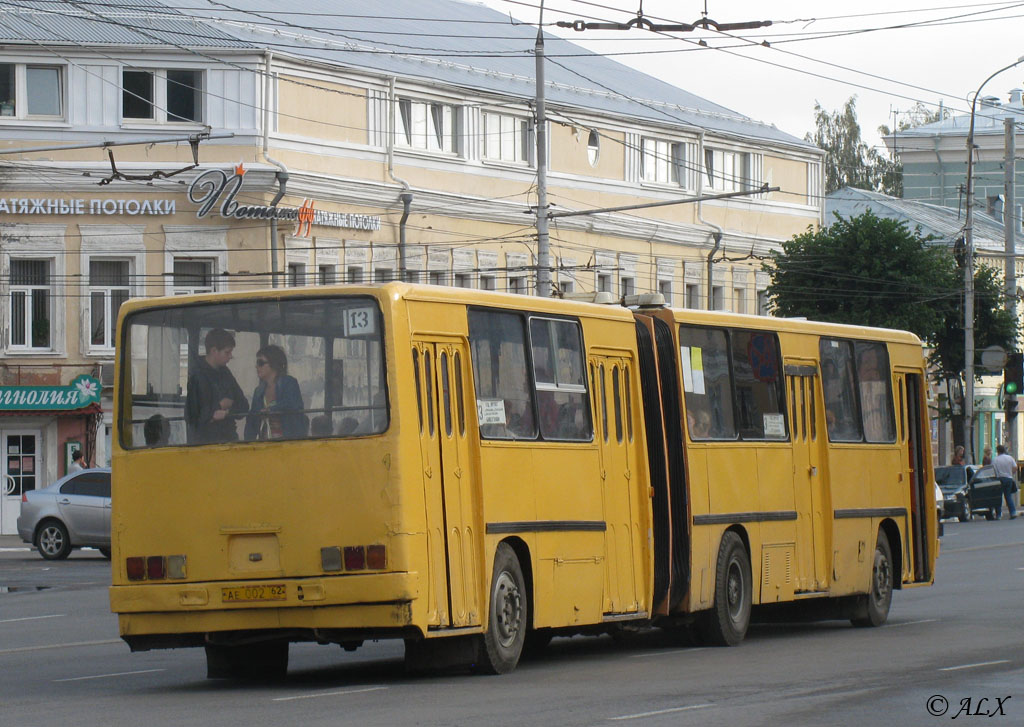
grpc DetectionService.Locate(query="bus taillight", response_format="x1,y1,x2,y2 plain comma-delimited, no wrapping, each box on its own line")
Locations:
343,546,365,570
146,556,166,580
126,557,146,581
366,544,386,570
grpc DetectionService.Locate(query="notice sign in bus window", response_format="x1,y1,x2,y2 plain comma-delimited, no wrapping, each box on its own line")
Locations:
763,413,786,439
680,346,706,395
477,398,507,425
344,306,376,337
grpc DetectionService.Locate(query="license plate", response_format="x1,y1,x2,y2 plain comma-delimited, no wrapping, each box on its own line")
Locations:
221,584,286,603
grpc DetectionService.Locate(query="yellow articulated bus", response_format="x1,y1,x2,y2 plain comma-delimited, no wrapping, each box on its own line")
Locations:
109,283,936,677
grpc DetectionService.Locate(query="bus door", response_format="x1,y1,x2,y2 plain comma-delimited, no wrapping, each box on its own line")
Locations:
785,363,828,592
898,372,931,583
590,353,640,615
413,338,480,629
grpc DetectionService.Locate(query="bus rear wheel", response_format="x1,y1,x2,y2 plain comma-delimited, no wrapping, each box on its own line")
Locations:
702,531,751,646
477,543,527,674
851,532,893,628
205,640,288,680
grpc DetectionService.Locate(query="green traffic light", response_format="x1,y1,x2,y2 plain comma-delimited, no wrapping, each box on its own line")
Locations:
1008,382,1020,395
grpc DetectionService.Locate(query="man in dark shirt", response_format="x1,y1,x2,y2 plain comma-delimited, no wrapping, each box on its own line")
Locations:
185,328,249,444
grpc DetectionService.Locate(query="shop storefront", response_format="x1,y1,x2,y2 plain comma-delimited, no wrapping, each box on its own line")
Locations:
0,375,102,535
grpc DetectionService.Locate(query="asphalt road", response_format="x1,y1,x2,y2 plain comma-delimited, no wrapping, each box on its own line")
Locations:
1,520,1022,727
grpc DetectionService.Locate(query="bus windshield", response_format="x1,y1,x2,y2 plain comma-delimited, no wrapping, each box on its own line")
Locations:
119,296,387,448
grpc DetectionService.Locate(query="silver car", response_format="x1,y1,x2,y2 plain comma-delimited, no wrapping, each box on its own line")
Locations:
16,468,111,560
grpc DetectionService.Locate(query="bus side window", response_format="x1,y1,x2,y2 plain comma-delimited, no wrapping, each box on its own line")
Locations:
468,309,535,440
819,338,862,442
413,348,423,434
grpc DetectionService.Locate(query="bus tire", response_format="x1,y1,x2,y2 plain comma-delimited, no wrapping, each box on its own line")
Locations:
477,543,527,674
205,640,288,680
703,531,751,646
851,531,893,628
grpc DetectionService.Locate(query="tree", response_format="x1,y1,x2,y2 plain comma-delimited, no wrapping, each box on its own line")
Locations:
766,211,1017,382
806,96,900,196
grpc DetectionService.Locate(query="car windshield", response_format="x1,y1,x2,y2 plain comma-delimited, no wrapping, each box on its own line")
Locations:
935,466,967,489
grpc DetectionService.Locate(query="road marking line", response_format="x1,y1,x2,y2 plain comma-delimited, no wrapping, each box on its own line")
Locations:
0,614,65,624
609,704,712,720
0,547,31,552
887,619,937,628
0,639,121,655
939,659,1010,672
54,669,164,682
630,648,706,658
272,686,387,702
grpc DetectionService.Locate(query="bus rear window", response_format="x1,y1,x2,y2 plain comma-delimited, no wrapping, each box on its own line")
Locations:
119,297,387,448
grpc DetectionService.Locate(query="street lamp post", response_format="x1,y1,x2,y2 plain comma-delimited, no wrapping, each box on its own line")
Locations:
964,56,1024,461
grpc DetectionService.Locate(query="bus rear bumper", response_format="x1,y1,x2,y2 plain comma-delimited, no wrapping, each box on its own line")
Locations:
110,572,420,643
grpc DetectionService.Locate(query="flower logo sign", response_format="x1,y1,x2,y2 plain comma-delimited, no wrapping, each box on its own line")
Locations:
0,374,103,411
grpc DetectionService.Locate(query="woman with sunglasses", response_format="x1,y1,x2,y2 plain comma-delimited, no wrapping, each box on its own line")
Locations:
244,344,308,440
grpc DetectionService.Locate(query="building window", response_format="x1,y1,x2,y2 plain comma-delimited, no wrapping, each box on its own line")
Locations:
704,148,745,191
9,259,52,349
711,286,724,310
396,98,459,153
123,68,203,123
509,275,526,295
620,277,635,298
559,280,575,295
429,270,447,286
597,273,612,294
483,112,531,163
374,268,395,283
287,262,306,287
685,283,700,309
346,266,363,284
587,130,600,166
734,288,746,314
0,63,64,119
454,272,473,288
658,279,673,305
172,259,214,295
480,275,496,291
318,264,337,285
89,260,130,350
640,137,683,185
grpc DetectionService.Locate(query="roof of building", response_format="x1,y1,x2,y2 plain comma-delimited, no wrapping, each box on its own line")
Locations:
894,90,1024,139
825,187,1013,254
0,0,812,149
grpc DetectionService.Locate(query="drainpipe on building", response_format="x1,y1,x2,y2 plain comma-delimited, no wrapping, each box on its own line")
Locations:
696,131,725,310
388,77,414,282
262,52,288,288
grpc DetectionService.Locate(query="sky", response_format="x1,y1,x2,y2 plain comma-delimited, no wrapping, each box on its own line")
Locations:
477,0,1024,150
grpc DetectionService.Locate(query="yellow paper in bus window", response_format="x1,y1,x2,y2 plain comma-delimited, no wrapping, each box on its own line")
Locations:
690,347,705,395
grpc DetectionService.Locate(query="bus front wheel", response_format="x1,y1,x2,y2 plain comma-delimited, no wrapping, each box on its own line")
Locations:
851,532,893,628
702,531,751,646
477,543,527,674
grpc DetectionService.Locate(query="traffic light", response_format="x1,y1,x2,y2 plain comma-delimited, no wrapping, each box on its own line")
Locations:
1004,352,1024,396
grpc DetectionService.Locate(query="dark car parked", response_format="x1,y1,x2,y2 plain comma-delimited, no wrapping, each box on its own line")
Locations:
16,468,111,559
935,464,1006,522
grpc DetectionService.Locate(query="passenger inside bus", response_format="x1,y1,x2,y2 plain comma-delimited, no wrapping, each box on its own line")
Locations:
184,328,249,444
245,344,308,440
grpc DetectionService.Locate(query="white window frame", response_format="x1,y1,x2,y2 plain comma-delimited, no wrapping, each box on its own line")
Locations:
87,259,131,352
395,97,461,154
0,62,65,121
121,67,204,125
640,137,684,186
163,226,227,296
685,283,700,309
347,265,364,284
482,111,532,164
704,148,746,192
3,225,65,356
7,258,53,351
80,225,145,356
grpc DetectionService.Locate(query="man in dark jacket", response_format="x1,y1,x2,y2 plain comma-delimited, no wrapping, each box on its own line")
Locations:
185,328,248,444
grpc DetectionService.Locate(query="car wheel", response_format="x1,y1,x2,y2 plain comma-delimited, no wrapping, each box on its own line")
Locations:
36,520,71,560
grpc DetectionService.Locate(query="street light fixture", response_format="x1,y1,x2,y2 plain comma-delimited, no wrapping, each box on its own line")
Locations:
963,55,1024,461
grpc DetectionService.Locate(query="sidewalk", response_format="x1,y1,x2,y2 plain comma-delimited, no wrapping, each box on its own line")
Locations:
0,534,29,549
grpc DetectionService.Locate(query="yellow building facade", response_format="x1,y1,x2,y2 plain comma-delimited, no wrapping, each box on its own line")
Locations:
0,0,822,533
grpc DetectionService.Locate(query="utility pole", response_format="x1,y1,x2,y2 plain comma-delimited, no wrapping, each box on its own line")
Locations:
534,2,552,297
1006,116,1018,458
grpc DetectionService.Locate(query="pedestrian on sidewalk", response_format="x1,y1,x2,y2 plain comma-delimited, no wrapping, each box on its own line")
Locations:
992,444,1018,520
